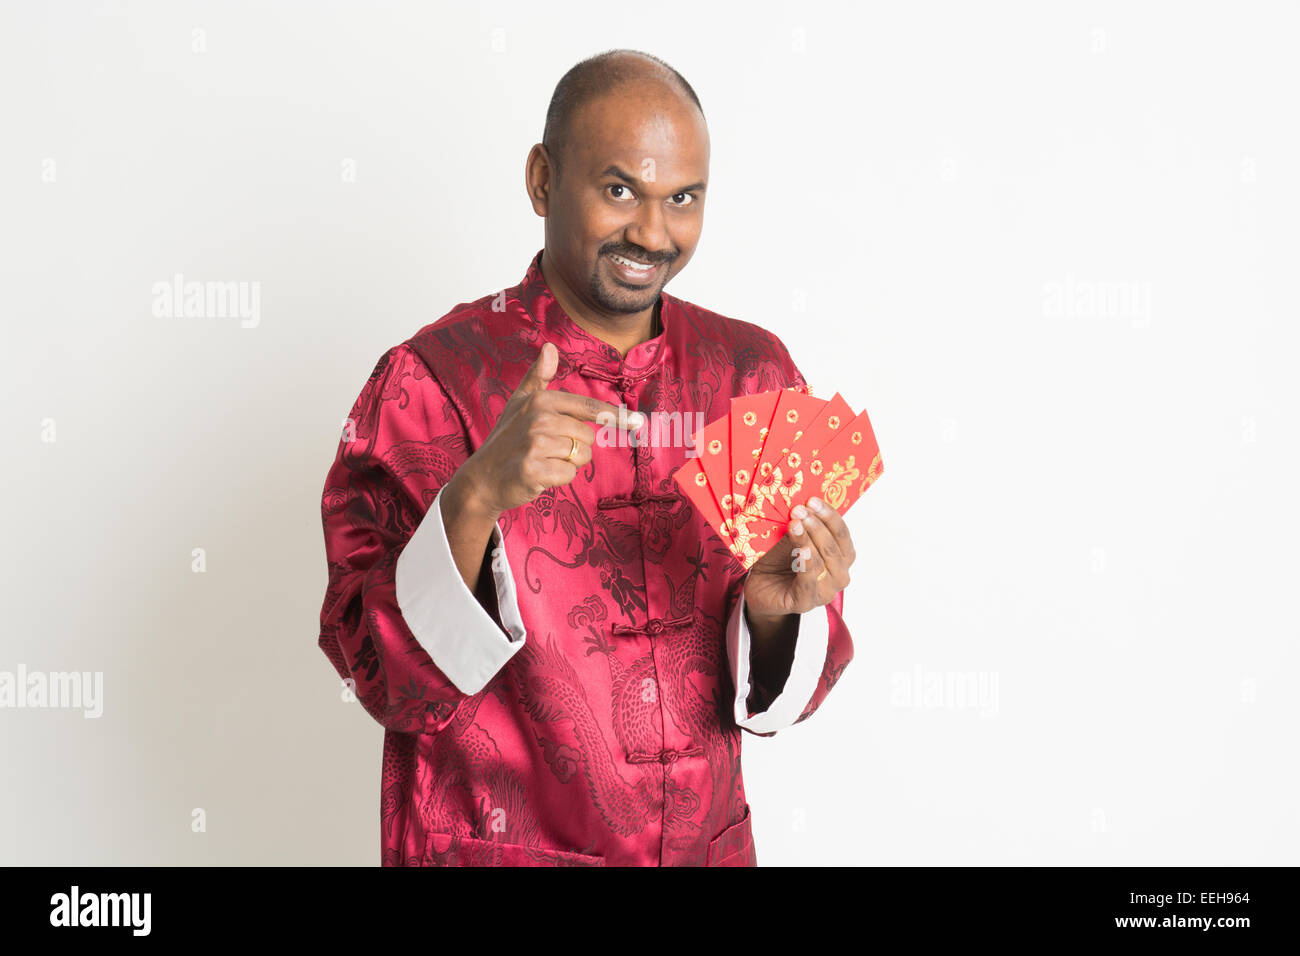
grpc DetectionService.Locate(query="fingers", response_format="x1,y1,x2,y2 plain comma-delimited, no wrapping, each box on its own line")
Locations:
509,345,643,429
532,456,581,491
513,382,644,435
511,342,559,399
540,430,593,468
787,497,854,602
520,434,583,495
523,423,598,494
499,341,647,502
782,522,827,612
541,389,644,430
799,496,856,568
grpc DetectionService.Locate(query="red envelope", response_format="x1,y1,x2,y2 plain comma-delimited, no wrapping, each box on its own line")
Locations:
767,392,855,521
671,384,878,574
691,415,737,527
729,392,781,529
672,455,736,549
752,389,827,522
784,407,884,517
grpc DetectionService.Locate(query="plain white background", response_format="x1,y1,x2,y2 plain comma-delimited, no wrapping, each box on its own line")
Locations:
1,0,1296,865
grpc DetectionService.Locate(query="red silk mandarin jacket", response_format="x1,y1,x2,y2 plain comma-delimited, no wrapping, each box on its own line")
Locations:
318,249,853,866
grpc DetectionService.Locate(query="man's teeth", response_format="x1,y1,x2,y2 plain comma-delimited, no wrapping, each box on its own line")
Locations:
610,254,653,271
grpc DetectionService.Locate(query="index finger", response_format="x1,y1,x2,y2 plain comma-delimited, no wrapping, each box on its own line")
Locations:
538,389,644,430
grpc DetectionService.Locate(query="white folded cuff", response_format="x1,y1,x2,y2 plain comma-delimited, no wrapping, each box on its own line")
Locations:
727,588,830,735
395,485,527,695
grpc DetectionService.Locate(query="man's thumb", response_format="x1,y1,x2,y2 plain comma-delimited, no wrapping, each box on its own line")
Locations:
513,341,557,398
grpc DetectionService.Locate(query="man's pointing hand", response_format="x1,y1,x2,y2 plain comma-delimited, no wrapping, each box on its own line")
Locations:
449,342,644,517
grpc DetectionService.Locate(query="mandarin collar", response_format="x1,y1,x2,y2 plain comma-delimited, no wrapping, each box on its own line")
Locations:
515,248,669,382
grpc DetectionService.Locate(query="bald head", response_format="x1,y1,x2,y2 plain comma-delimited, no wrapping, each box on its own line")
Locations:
543,49,705,181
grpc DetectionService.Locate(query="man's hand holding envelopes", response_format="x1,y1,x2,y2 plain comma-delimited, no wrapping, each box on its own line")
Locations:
673,385,883,619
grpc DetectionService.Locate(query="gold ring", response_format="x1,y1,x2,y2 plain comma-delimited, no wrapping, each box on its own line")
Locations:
816,569,829,582
565,436,579,464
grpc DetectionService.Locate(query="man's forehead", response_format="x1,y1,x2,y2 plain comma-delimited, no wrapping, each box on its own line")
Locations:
571,124,709,187
568,89,708,177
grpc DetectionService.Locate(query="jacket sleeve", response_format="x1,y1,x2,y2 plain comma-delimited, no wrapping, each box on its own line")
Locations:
725,579,852,737
317,343,527,735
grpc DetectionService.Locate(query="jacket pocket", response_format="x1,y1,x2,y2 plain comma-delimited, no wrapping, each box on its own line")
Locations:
424,831,606,867
705,803,757,867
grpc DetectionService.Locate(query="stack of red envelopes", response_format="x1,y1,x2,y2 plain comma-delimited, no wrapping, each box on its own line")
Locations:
672,385,883,570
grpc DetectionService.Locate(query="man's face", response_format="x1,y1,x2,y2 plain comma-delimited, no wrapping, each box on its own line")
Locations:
532,85,709,317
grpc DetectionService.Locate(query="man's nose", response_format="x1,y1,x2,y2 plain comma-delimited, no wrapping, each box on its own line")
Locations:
625,202,670,261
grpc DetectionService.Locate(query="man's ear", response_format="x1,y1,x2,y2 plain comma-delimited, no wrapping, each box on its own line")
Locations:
524,143,554,217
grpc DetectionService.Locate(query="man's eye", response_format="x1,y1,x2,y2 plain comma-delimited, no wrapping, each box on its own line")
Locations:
670,193,695,206
607,184,632,200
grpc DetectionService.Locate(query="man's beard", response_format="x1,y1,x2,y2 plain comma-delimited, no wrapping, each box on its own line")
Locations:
588,260,667,315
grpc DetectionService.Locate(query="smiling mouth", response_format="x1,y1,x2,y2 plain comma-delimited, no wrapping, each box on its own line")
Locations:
606,252,663,283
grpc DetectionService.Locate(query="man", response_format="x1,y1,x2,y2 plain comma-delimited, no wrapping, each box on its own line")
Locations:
318,49,857,866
